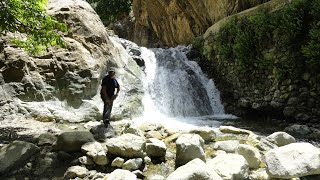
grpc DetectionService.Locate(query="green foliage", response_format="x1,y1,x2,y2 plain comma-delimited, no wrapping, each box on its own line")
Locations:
87,0,132,25
302,0,320,68
0,0,67,55
214,0,320,79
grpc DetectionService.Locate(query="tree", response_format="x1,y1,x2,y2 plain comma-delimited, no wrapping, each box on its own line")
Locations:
0,0,67,55
87,0,132,25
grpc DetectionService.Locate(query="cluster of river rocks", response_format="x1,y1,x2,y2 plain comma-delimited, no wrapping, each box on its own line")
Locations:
0,121,319,180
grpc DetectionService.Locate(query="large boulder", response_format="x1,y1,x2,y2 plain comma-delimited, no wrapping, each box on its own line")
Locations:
265,142,320,178
53,131,95,152
175,134,205,167
146,138,167,157
107,169,137,180
266,132,296,146
106,133,146,158
235,144,262,169
207,154,249,180
167,158,222,180
0,141,39,175
0,0,143,123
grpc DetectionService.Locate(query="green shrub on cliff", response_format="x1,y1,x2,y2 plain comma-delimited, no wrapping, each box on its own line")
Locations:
87,0,132,25
214,0,320,78
0,0,67,55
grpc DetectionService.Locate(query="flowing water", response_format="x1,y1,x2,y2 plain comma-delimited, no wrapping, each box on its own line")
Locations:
134,46,237,130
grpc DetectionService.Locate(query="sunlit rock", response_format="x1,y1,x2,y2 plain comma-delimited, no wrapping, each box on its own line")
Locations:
236,144,262,169
207,154,249,180
106,134,146,158
167,158,222,180
175,134,205,167
265,143,320,178
266,132,296,147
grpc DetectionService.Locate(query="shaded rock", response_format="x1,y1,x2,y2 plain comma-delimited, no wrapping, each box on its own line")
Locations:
122,158,143,171
81,141,108,165
146,138,167,157
190,126,217,142
175,134,205,167
265,142,320,178
34,152,59,175
207,154,249,180
213,140,240,153
106,133,146,158
90,125,117,141
235,144,262,169
132,170,144,179
64,165,88,179
167,158,222,180
284,124,312,137
111,157,125,168
266,132,296,147
0,140,39,174
53,131,95,152
108,169,137,180
37,133,57,146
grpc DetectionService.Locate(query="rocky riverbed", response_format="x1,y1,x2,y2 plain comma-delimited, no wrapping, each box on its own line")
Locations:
0,118,320,180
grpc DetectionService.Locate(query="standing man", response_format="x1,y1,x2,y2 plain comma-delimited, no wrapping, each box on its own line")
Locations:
101,69,120,127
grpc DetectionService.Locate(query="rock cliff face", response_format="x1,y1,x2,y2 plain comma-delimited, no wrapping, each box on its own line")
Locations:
0,0,143,122
132,0,268,47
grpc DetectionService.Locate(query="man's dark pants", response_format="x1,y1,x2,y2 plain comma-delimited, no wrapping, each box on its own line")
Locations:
103,101,113,126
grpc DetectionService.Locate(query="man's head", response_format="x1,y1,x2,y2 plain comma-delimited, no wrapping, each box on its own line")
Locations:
108,69,116,79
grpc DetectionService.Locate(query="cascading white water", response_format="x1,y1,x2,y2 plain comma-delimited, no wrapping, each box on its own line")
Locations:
140,46,226,120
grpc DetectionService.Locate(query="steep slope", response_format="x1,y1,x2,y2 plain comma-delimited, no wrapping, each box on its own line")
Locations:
132,0,268,47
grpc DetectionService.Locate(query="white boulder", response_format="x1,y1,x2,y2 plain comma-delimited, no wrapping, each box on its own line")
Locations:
106,134,146,158
265,142,320,178
122,158,143,171
81,141,108,165
175,134,205,167
266,132,296,146
207,154,249,180
146,138,167,157
167,158,222,180
111,157,125,168
236,144,262,169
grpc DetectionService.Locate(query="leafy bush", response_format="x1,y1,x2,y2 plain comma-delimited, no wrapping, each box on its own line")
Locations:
0,0,67,55
214,0,320,78
87,0,132,25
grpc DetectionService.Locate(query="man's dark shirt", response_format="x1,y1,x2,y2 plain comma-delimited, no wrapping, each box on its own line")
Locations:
101,75,119,98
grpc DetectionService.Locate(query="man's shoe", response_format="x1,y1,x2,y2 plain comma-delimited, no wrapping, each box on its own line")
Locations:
103,121,110,128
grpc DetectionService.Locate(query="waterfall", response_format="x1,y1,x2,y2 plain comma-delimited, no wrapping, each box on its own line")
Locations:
140,46,226,119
